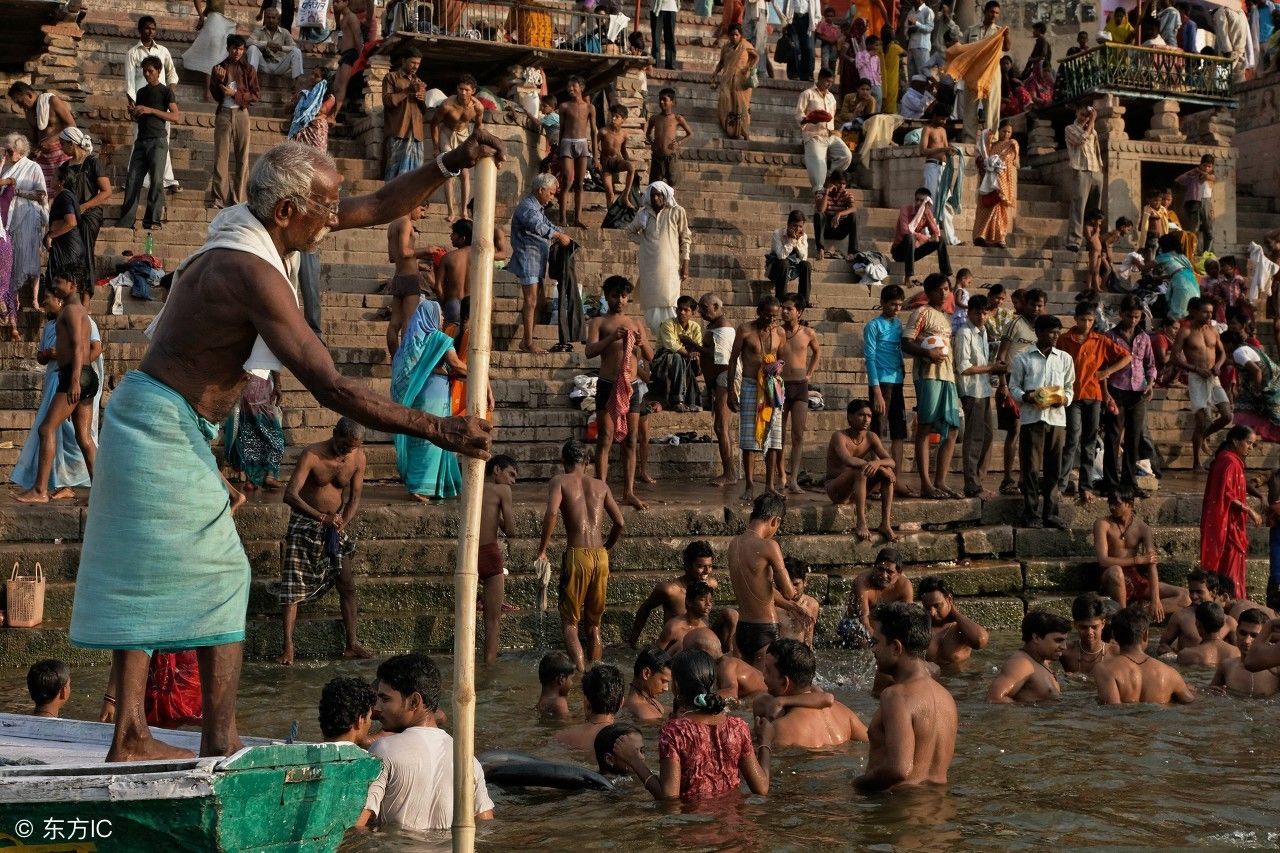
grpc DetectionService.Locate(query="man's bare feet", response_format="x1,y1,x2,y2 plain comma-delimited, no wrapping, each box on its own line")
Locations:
786,482,805,495
894,483,917,498
343,643,373,660
50,488,75,500
263,477,284,491
855,525,872,541
739,486,755,503
623,492,649,511
14,490,48,504
106,735,196,763
275,650,294,666
921,487,948,500
711,476,738,487
637,470,657,485
767,487,785,499
519,341,548,355
938,485,963,499
877,524,899,542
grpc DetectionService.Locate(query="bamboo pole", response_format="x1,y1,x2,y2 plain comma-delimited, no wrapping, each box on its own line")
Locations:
452,156,497,853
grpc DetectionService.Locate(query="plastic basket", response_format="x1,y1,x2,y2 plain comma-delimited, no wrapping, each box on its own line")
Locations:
6,562,45,628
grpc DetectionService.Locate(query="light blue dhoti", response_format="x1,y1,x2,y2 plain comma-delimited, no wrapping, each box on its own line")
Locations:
69,371,250,650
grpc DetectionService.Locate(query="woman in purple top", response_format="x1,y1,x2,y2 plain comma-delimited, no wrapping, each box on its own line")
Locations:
1103,294,1157,497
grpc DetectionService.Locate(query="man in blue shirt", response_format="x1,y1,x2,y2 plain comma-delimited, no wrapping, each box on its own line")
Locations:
507,173,571,354
863,284,911,496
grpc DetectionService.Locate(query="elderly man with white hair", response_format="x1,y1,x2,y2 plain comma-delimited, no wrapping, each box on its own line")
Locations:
248,6,306,90
625,181,692,333
507,172,572,355
0,133,48,310
66,130,501,766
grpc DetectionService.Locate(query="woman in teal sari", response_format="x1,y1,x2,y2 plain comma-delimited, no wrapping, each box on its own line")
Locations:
392,299,466,501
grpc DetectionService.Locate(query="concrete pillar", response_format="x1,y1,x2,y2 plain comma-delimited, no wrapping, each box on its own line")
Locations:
1144,98,1183,143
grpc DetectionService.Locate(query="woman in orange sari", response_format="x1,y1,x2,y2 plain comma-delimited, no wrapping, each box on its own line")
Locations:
711,25,759,140
972,120,1019,248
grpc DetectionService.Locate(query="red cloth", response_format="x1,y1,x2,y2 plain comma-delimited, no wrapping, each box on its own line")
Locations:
608,329,636,443
1200,448,1249,598
657,715,753,801
145,651,203,729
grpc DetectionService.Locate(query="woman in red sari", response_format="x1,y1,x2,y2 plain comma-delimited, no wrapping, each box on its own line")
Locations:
1200,425,1263,599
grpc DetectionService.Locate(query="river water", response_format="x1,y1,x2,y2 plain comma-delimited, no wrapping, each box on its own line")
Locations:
5,634,1279,851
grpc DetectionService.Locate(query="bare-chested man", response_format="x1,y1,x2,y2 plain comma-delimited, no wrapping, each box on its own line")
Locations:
1096,491,1190,619
1171,296,1232,469
586,275,654,511
431,75,484,222
1239,613,1280,697
839,548,913,649
728,296,786,502
684,627,767,700
855,602,958,793
777,557,820,645
557,76,597,228
16,269,98,504
656,581,714,651
728,493,807,667
1159,570,1237,654
1061,592,1118,675
554,663,623,756
1211,609,1279,697
621,646,672,722
597,104,637,210
825,398,896,541
7,81,75,187
919,107,952,243
693,294,737,487
536,439,625,671
276,418,368,666
478,455,516,665
329,0,364,120
644,87,692,188
1176,601,1241,668
778,294,821,495
627,539,718,645
987,611,1071,704
754,638,866,748
435,219,472,328
1094,606,1196,704
919,575,989,665
385,205,428,357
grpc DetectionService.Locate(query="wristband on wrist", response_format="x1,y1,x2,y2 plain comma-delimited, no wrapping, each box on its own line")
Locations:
436,152,461,178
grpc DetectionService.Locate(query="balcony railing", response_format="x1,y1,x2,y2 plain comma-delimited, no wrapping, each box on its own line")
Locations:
1053,43,1236,107
387,0,632,55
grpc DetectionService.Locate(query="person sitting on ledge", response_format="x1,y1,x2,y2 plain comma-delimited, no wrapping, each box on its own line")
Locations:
622,646,672,722
1095,490,1189,619
919,574,989,664
824,398,896,541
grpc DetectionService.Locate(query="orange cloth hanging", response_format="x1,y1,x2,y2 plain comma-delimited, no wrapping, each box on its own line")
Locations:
943,27,1008,101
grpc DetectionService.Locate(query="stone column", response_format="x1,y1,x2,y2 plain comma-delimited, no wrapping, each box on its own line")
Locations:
1095,93,1127,146
1144,98,1183,143
356,53,392,161
1027,117,1057,156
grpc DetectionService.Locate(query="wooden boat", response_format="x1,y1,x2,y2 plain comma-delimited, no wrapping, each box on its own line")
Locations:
0,713,380,852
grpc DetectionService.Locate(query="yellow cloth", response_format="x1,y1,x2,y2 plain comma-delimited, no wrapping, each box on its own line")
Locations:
658,318,703,352
944,27,1008,101
755,352,781,445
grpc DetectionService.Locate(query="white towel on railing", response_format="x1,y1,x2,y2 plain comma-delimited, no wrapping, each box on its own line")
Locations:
1248,241,1277,302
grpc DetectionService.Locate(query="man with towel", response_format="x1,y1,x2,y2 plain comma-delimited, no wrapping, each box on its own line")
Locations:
68,132,500,762
728,296,786,503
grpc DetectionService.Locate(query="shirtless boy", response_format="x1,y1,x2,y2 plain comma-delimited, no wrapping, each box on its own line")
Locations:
1159,571,1237,654
728,493,805,666
329,0,363,118
597,104,637,210
1094,606,1196,705
554,663,624,756
627,539,720,645
728,297,786,502
683,628,766,700
557,76,597,228
622,646,672,722
777,557,820,645
656,581,714,651
1211,608,1279,697
435,219,472,327
1241,613,1280,693
825,398,896,541
1084,209,1106,295
1061,592,1118,675
1096,491,1190,619
855,602,958,792
756,639,867,748
986,610,1071,704
536,439,626,671
432,76,484,222
694,293,737,486
778,294,821,495
839,548,913,649
644,88,693,187
1176,601,1240,668
478,454,516,665
537,650,576,719
385,205,428,357
586,275,654,510
1171,296,1232,469
17,269,99,504
919,575,989,664
275,418,368,666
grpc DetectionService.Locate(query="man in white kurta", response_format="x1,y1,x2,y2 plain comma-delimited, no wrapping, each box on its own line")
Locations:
625,181,692,333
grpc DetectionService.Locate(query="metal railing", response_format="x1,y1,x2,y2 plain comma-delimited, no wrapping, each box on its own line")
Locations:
1053,43,1236,106
386,0,633,54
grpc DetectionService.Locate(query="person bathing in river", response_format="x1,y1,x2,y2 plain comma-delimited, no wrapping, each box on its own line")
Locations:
1211,609,1279,697
627,540,733,648
555,663,625,757
986,610,1071,704
319,675,377,747
1159,571,1237,654
28,659,71,718
1096,491,1190,618
838,548,913,649
1176,602,1240,669
594,722,646,776
657,581,716,652
478,455,517,665
622,646,672,723
754,639,866,748
683,627,766,700
824,398,897,541
777,558,820,645
919,575,989,664
728,493,810,667
1094,606,1196,705
1061,592,1118,675
537,651,576,720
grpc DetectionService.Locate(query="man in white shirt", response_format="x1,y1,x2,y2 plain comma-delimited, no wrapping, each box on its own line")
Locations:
905,0,935,78
782,0,817,81
124,16,180,194
248,6,306,89
797,68,852,193
767,209,811,306
357,654,495,832
954,293,1004,498
1008,314,1075,529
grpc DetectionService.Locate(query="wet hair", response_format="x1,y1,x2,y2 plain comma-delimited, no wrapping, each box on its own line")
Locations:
923,273,948,295
685,580,715,606
767,638,816,687
756,295,781,315
27,659,69,705
784,556,810,583
1116,216,1134,229
881,284,904,303
1239,607,1269,628
917,575,952,598
633,645,672,678
538,650,576,685
375,653,442,711
750,492,786,522
1108,605,1150,648
52,267,84,287
670,649,727,713
1022,610,1072,642
1071,591,1108,622
318,676,376,738
333,416,365,443
658,87,676,100
226,34,248,50
875,547,900,567
594,722,641,774
682,539,714,569
451,219,473,245
873,602,931,657
137,15,157,30
1193,601,1226,634
141,56,163,72
967,294,989,314
485,453,517,476
1108,488,1135,507
1075,301,1097,318
582,663,625,714
561,438,591,467
1034,314,1062,333
676,294,698,312
602,274,633,297
609,104,628,120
